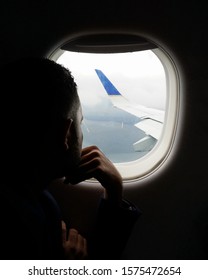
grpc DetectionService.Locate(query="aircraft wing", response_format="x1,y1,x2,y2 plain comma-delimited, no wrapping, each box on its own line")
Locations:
95,69,165,151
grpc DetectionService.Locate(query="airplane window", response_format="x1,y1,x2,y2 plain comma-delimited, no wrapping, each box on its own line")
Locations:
52,47,179,180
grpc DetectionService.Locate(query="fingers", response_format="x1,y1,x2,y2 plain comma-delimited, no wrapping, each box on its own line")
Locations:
80,146,102,165
79,146,109,175
68,228,88,259
65,146,103,184
64,146,100,184
77,146,121,186
68,228,78,247
64,228,88,260
61,220,67,245
77,232,87,258
80,146,121,184
80,146,123,206
64,145,123,204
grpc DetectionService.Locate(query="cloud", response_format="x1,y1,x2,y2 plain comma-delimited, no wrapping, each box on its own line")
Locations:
57,50,166,110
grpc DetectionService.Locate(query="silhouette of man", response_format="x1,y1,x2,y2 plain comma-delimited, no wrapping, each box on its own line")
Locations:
0,57,140,260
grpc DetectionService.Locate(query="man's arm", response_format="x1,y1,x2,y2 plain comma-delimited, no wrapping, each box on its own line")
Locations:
65,146,141,259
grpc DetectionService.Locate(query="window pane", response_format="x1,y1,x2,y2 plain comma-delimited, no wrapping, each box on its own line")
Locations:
57,50,166,163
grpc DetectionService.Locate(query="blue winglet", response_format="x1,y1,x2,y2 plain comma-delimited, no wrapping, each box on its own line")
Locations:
95,69,121,96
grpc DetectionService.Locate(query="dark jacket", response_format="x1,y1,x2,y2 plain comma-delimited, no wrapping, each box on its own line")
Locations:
0,185,140,260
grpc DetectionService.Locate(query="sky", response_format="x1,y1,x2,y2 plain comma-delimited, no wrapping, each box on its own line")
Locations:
57,50,166,110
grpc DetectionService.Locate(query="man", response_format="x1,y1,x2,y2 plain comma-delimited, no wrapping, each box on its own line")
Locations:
0,57,140,259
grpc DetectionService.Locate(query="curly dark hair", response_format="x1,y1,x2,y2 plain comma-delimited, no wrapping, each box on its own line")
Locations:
0,57,79,122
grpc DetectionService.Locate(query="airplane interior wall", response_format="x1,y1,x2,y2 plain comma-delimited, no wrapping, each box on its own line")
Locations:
1,1,208,259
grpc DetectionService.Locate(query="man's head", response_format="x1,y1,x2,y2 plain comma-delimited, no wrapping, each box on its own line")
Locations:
0,57,83,186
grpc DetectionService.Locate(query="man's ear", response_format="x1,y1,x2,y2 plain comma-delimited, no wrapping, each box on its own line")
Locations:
63,118,73,150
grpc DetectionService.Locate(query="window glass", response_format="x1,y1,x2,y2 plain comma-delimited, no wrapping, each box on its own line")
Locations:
57,50,166,164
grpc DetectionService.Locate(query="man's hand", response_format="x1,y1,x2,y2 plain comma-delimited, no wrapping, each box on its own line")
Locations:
65,146,123,206
62,221,88,260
